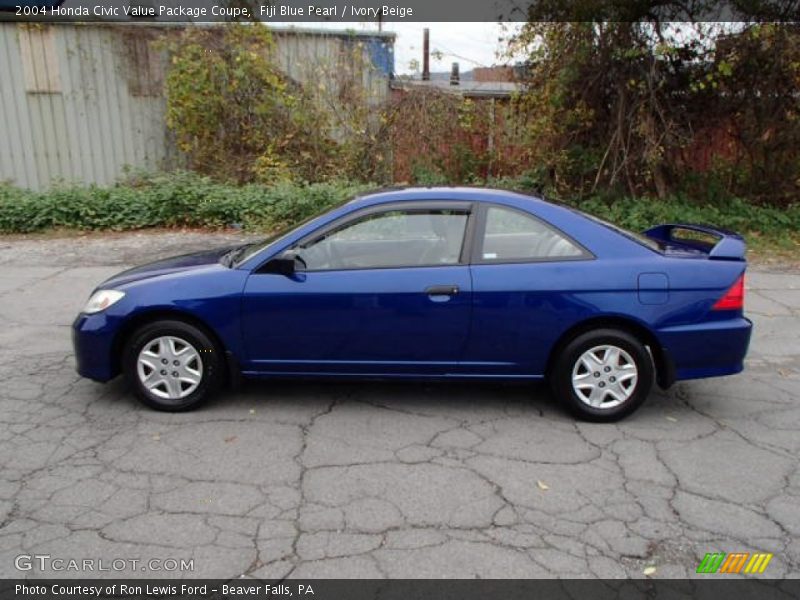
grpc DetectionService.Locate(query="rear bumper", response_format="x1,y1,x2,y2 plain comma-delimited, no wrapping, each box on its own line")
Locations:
657,317,752,382
72,313,119,382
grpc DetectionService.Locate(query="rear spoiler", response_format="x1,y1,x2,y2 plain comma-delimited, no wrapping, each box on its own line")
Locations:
643,224,746,260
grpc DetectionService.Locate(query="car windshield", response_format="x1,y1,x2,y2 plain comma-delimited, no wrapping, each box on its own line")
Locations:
570,207,662,252
225,197,354,268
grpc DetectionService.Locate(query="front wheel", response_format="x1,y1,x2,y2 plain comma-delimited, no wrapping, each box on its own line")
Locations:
551,329,654,422
122,320,223,411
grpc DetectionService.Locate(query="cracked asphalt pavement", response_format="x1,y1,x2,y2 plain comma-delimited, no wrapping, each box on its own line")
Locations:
0,231,798,579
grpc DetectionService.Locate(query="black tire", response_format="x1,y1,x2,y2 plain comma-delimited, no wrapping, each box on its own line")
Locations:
550,328,654,422
122,320,224,412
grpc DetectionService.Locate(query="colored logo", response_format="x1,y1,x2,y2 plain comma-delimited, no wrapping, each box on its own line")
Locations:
696,552,773,574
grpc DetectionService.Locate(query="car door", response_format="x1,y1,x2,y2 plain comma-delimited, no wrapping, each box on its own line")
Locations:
462,203,593,376
240,202,474,375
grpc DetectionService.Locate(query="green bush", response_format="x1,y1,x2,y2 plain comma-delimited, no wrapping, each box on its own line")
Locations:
0,172,371,234
571,195,800,238
0,173,797,248
485,176,800,240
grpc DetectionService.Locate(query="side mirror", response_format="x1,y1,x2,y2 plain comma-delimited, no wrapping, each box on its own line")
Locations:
261,252,304,276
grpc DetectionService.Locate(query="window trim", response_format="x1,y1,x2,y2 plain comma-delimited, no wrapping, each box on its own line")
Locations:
470,203,595,265
261,201,476,274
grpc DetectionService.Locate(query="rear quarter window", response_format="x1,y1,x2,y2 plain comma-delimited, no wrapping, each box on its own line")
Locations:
479,206,586,261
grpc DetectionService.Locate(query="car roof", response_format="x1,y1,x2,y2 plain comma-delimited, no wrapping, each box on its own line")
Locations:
348,186,551,209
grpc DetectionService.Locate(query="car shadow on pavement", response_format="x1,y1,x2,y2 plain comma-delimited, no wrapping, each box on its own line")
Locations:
92,369,689,423
97,374,575,419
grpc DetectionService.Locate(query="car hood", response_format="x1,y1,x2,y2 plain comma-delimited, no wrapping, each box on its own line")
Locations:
99,246,236,289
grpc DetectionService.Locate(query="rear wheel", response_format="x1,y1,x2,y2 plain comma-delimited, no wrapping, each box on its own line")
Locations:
122,320,223,411
551,328,654,422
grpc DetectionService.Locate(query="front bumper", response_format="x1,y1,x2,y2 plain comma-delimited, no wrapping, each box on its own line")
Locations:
72,313,120,382
657,317,753,381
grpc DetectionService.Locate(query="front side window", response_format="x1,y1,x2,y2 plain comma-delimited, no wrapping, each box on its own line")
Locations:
479,206,584,262
294,209,469,270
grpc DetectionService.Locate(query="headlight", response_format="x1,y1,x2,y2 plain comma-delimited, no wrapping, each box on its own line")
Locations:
83,290,125,314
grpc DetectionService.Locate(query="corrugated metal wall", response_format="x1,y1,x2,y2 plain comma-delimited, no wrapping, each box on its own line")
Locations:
0,24,172,190
0,24,394,191
271,28,394,109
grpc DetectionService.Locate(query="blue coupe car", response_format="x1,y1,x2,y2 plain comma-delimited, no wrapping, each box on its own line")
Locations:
72,187,751,421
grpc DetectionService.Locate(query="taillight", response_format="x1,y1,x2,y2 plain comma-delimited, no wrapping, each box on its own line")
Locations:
712,274,745,311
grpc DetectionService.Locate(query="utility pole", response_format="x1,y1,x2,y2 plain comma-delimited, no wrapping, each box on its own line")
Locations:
422,28,430,81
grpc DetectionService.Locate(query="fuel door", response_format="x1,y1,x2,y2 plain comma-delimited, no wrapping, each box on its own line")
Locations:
638,272,669,305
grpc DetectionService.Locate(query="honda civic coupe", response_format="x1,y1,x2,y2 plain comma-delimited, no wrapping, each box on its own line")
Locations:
72,187,751,421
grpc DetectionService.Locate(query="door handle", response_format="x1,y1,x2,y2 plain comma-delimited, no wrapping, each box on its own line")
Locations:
425,285,459,296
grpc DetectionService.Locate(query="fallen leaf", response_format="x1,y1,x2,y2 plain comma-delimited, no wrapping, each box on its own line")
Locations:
249,409,256,415
536,480,550,491
224,436,238,444
778,369,791,378
665,416,678,423
643,565,657,576
152,434,161,441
